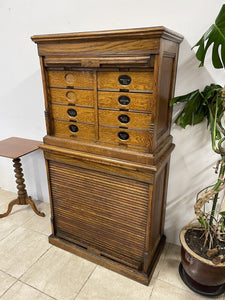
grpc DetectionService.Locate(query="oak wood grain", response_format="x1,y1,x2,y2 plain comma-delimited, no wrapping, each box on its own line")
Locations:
48,70,94,89
99,126,152,148
98,91,153,112
98,71,154,91
99,109,152,130
51,104,95,123
53,120,95,140
50,88,94,107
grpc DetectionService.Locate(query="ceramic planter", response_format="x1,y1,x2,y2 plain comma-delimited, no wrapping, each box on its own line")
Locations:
179,227,225,297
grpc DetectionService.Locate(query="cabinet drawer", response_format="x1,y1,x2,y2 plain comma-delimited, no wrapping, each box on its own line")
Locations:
53,120,95,139
52,104,95,123
48,70,94,88
98,71,153,91
99,126,151,148
99,110,151,130
98,91,153,112
50,88,94,107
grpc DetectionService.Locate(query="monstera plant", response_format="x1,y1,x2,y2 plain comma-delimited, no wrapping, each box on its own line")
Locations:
170,5,225,297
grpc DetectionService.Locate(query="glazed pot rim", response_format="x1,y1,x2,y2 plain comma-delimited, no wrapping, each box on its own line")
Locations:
180,226,225,268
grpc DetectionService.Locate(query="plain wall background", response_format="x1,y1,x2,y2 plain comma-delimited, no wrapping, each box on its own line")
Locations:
0,0,224,244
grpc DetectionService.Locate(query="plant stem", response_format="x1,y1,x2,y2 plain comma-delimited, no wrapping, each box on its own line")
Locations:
210,193,219,227
210,95,220,153
210,156,225,226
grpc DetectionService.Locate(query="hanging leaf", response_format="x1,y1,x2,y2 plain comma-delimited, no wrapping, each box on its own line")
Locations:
170,84,223,131
193,5,225,68
170,90,207,128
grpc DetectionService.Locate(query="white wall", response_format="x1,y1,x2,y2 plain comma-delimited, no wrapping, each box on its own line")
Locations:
0,0,224,244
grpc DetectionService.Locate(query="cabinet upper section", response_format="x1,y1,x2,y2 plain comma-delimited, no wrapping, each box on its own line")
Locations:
32,27,183,161
31,26,183,64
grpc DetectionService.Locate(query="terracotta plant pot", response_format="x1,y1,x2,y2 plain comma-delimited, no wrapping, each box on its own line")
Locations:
179,227,225,297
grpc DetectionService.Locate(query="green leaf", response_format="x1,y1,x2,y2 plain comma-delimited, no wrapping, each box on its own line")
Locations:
198,217,207,229
203,84,223,100
170,90,200,106
219,211,225,217
193,5,225,68
171,90,207,128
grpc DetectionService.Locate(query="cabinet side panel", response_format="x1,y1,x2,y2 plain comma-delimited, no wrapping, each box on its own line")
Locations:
148,161,169,262
156,56,174,140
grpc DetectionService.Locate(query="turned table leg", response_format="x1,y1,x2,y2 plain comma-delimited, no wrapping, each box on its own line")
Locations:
0,157,45,218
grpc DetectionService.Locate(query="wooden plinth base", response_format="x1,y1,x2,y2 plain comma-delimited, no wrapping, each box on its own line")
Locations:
49,234,166,285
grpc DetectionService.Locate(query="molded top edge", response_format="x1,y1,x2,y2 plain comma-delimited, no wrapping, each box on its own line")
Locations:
31,26,183,44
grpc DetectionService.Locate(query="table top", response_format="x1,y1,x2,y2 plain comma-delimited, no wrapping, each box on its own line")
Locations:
0,137,41,159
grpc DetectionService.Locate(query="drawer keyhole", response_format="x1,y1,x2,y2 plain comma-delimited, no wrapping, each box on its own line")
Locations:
118,131,129,141
118,114,130,124
118,95,130,106
67,108,77,117
118,75,131,86
69,124,79,133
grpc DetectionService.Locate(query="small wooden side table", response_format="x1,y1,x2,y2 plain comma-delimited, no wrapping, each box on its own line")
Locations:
0,137,45,218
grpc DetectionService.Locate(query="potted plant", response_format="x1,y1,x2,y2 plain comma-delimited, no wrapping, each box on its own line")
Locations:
170,5,225,297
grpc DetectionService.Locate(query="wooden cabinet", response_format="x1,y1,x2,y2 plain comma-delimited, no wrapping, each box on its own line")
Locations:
32,27,182,285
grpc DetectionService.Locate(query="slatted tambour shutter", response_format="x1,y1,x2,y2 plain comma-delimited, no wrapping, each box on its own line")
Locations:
48,160,149,267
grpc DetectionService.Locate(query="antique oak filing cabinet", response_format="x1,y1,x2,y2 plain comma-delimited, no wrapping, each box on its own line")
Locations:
32,27,182,284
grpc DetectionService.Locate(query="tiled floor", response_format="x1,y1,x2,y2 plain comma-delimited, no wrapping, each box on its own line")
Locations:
0,189,224,300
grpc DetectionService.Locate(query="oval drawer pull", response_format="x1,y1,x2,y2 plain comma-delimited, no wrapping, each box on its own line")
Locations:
118,114,130,124
118,75,131,86
118,131,129,141
67,108,77,117
65,73,75,84
69,124,79,133
66,91,76,101
118,95,130,106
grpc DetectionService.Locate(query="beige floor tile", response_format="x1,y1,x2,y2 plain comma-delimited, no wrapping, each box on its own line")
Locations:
0,190,16,212
150,279,224,300
76,265,154,300
157,243,188,290
0,281,53,300
0,218,19,241
0,204,40,227
152,243,169,279
0,189,17,202
22,202,51,236
0,227,50,278
0,270,17,297
21,246,96,300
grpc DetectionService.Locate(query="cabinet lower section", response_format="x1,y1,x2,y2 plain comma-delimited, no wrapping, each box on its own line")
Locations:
43,145,171,285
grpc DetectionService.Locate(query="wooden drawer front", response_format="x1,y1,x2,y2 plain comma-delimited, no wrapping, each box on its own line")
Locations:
50,88,94,107
98,91,153,112
98,71,153,91
53,120,95,139
52,104,95,123
48,70,94,88
49,160,148,263
99,110,151,130
99,127,151,148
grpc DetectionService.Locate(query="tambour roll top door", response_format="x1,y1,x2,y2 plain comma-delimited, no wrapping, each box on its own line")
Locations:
48,160,149,268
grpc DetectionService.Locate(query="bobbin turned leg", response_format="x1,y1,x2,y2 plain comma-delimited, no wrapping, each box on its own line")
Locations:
0,158,45,218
